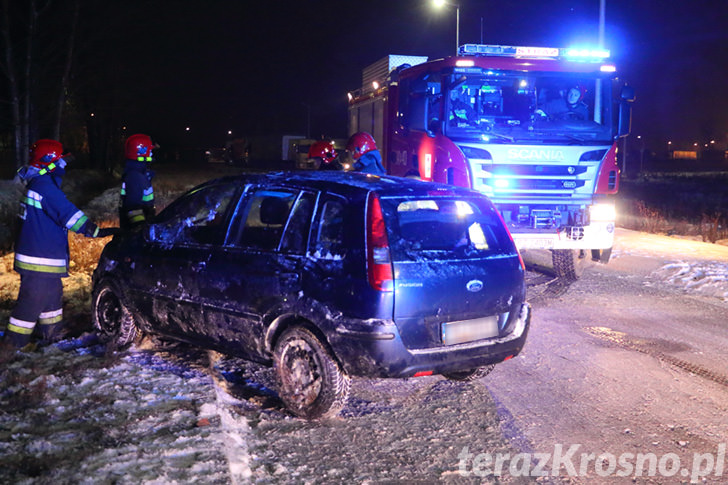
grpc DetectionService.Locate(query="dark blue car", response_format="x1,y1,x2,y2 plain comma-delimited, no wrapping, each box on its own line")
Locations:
92,171,530,418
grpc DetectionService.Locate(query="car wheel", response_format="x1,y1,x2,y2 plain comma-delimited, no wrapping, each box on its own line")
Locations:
273,326,350,419
442,364,495,382
92,280,138,349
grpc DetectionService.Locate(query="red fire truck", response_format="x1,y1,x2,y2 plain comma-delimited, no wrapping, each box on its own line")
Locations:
348,45,635,279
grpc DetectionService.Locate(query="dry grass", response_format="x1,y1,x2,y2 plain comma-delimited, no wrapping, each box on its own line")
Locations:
618,202,728,243
67,220,117,274
619,173,728,243
699,213,728,243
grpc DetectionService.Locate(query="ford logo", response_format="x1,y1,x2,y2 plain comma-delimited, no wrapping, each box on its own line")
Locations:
466,280,484,292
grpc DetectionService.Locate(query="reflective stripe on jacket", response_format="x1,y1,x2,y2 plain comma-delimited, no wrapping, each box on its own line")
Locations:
14,172,93,277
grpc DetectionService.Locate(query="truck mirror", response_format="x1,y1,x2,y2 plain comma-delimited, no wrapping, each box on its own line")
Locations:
620,85,636,102
427,118,440,137
618,101,633,138
617,84,635,138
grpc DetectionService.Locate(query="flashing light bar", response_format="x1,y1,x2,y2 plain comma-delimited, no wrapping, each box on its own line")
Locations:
564,48,610,59
459,44,611,62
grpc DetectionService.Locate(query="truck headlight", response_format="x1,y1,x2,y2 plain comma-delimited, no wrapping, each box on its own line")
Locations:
590,203,616,222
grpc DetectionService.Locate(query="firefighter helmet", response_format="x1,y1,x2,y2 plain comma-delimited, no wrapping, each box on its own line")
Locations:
346,132,377,160
30,139,64,169
125,133,154,161
308,140,337,165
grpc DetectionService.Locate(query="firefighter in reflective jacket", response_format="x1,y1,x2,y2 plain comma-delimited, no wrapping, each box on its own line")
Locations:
347,132,385,175
3,139,117,349
119,133,156,230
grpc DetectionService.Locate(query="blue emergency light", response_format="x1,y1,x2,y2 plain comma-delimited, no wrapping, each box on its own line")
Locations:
459,44,610,62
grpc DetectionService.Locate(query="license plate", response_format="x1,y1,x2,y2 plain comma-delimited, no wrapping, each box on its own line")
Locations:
442,316,499,346
513,237,555,249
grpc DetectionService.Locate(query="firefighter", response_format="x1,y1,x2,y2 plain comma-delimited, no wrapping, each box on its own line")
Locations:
347,132,385,175
2,139,118,350
540,86,588,121
309,140,343,170
119,133,156,230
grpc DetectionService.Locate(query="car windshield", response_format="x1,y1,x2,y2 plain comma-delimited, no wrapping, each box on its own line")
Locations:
441,69,614,144
380,196,515,261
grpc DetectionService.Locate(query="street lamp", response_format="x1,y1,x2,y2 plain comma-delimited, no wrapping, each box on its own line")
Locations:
637,135,645,173
433,0,460,55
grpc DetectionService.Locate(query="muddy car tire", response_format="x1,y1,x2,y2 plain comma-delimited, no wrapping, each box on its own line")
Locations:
92,280,138,349
273,326,350,419
443,364,495,382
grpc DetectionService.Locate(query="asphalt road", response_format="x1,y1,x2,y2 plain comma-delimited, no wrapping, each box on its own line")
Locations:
483,262,728,484
235,258,728,483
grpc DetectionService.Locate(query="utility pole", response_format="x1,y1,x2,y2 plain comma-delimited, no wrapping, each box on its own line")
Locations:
594,0,606,123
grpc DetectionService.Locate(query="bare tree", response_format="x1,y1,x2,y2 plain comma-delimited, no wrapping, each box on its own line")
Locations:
51,0,80,141
0,0,25,167
0,0,80,171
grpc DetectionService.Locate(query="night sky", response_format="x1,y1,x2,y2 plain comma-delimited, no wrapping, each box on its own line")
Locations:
80,0,728,154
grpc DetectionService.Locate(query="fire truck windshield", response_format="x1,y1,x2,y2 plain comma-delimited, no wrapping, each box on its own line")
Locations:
440,70,614,144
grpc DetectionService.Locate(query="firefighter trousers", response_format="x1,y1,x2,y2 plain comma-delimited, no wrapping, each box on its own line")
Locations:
5,274,64,348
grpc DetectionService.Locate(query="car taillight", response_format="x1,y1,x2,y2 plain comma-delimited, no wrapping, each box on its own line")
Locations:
366,194,393,292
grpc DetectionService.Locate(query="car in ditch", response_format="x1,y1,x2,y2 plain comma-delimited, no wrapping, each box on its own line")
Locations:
92,171,531,418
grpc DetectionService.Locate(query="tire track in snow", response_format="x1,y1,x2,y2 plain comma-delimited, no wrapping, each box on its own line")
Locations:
585,326,728,388
207,376,253,484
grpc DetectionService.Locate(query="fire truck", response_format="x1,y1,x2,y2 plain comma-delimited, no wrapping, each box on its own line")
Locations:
347,45,635,280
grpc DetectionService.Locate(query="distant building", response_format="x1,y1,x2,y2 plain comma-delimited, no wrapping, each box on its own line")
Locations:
669,150,698,160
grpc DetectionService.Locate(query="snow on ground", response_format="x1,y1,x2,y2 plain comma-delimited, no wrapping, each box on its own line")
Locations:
610,228,728,301
1,227,728,483
0,339,253,484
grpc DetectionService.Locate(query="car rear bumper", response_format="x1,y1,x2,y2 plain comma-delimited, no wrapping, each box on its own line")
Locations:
330,303,531,378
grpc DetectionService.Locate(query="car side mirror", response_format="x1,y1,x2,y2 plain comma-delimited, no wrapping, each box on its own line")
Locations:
145,224,156,242
427,118,440,137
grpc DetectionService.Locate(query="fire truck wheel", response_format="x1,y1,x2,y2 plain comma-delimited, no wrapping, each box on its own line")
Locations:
552,249,589,281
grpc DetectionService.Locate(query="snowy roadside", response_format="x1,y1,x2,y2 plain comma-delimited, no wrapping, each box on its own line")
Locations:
0,339,254,484
610,227,728,301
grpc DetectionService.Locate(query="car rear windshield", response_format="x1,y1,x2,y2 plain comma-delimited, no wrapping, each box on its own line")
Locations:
380,196,516,261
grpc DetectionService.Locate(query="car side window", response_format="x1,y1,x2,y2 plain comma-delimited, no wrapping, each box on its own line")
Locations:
150,182,239,246
236,189,297,251
279,191,316,254
312,198,346,259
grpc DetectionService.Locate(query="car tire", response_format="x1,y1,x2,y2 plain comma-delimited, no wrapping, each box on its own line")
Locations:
273,326,350,419
92,280,138,349
442,364,495,382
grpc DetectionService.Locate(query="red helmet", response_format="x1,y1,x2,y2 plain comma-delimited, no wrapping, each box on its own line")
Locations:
30,139,64,169
308,140,337,164
346,132,377,160
125,133,154,161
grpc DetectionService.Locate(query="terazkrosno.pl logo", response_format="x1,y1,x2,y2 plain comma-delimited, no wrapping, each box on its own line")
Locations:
457,443,726,482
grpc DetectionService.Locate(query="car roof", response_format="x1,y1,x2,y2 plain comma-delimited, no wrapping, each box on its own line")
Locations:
207,171,486,199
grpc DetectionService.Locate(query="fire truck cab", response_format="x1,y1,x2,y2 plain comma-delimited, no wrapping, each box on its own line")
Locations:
348,44,635,280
